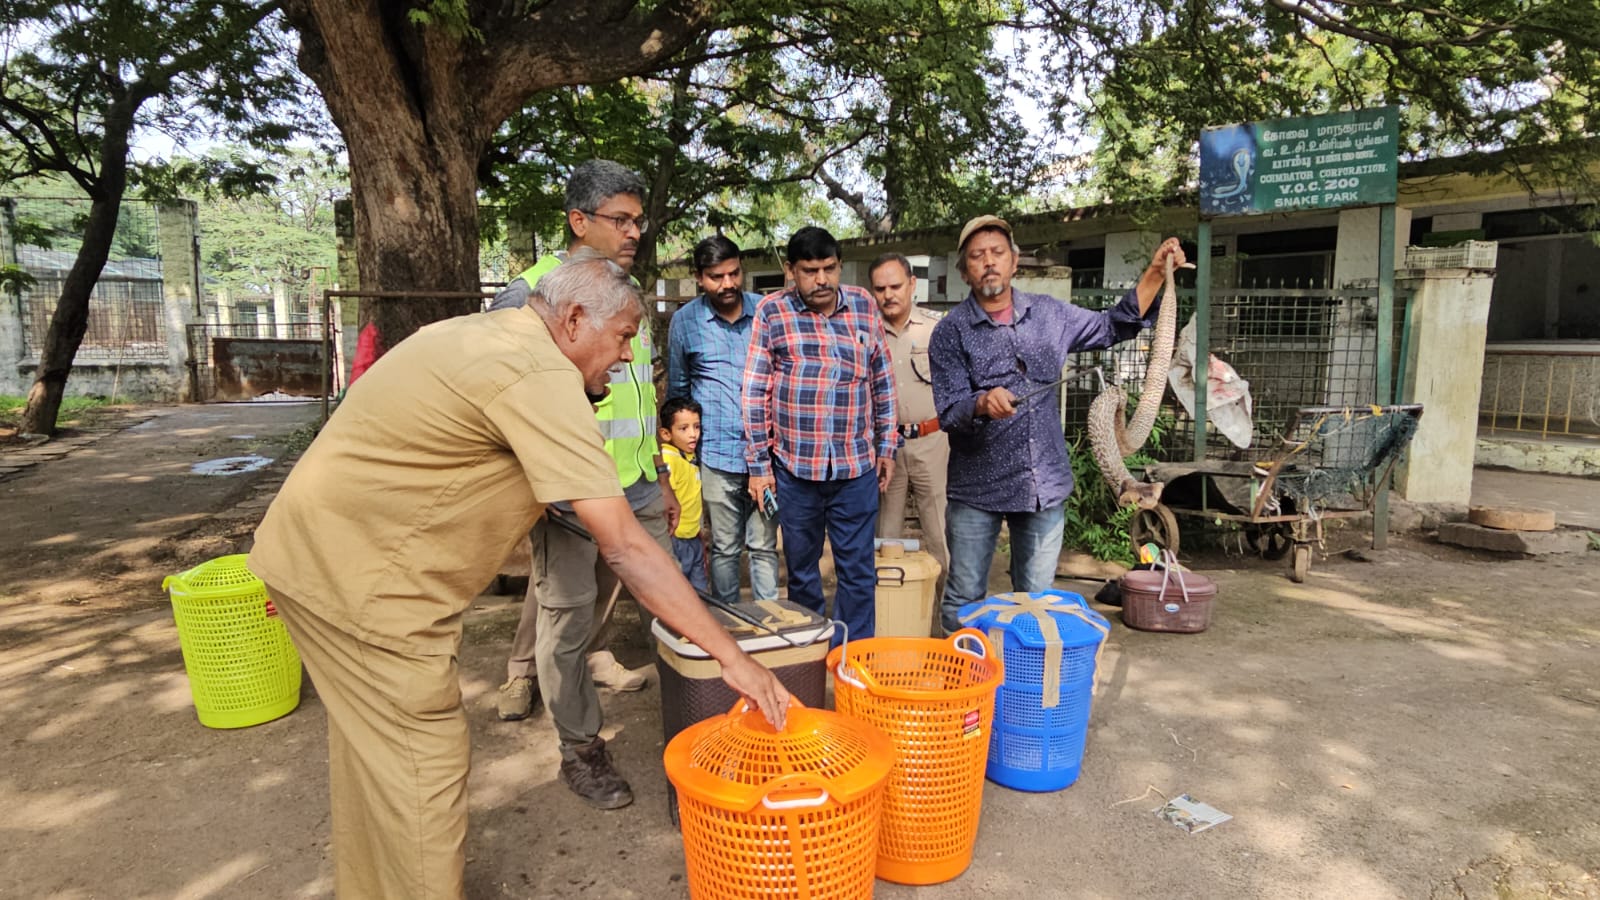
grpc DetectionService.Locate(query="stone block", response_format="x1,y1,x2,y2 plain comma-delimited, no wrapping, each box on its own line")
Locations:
1468,505,1556,531
1437,521,1592,555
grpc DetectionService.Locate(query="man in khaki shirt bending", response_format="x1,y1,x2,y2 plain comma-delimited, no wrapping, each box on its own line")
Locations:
869,253,950,603
248,252,787,900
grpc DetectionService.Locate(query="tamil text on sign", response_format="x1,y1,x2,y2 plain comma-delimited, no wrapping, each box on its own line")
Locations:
1199,107,1399,217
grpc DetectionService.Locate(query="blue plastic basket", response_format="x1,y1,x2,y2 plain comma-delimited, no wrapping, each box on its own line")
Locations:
958,590,1108,792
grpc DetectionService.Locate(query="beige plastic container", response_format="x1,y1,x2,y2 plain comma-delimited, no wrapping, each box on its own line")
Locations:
873,541,942,637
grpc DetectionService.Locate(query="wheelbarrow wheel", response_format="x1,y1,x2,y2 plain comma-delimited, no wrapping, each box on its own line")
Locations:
1290,544,1312,582
1130,503,1180,558
1246,523,1292,560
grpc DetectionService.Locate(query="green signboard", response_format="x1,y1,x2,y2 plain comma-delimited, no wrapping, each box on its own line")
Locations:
1199,106,1399,217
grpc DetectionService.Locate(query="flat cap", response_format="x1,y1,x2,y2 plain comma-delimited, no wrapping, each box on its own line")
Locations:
957,215,1012,252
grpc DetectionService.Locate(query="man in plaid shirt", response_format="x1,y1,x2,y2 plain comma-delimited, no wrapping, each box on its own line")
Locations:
743,226,898,641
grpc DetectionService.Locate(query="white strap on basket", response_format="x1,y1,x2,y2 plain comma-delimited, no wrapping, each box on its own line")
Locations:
1153,549,1191,604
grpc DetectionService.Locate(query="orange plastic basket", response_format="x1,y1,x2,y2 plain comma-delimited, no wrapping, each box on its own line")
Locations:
664,698,894,900
827,629,1004,885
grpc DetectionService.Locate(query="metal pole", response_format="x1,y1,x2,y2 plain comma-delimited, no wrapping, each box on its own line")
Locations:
320,290,331,427
1373,204,1396,550
1193,220,1212,463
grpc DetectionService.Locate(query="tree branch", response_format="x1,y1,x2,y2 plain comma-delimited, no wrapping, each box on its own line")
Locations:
475,0,719,129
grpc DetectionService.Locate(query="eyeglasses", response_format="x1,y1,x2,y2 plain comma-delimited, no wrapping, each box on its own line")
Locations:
582,209,649,234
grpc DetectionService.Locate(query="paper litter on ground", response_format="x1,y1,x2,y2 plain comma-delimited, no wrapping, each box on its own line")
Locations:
1154,794,1233,833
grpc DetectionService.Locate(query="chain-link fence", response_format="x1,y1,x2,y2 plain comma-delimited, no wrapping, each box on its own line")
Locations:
5,197,167,361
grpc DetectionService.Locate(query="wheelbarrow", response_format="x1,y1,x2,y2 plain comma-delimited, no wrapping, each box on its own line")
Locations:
1130,404,1424,582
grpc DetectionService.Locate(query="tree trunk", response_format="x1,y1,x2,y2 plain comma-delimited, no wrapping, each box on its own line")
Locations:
282,0,719,351
18,125,132,437
288,4,483,348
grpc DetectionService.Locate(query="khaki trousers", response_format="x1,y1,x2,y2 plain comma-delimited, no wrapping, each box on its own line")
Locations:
877,430,950,596
268,587,469,900
505,493,671,751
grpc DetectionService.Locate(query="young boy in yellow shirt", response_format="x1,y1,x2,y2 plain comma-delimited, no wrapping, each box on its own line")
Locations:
659,397,709,593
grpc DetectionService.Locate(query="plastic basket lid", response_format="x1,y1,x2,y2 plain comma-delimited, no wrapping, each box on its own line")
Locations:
664,699,893,812
652,598,833,657
959,590,1109,648
162,554,263,597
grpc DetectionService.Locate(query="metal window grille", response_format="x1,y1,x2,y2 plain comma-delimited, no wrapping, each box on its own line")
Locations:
20,274,169,361
8,197,167,362
1479,348,1600,438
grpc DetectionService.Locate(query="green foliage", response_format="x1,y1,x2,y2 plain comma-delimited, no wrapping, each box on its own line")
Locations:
1062,407,1174,566
1035,1,1600,204
481,0,1046,276
0,393,114,429
1,1,301,193
0,264,36,297
193,145,344,294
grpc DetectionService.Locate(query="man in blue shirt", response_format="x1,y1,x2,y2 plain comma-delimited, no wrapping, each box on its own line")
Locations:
666,235,780,605
929,215,1186,633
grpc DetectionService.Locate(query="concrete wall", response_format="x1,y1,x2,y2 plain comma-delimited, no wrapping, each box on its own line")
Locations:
1,200,200,402
1012,267,1074,300
1104,231,1159,287
1394,270,1496,503
1476,436,1600,478
333,198,360,388
1332,206,1413,288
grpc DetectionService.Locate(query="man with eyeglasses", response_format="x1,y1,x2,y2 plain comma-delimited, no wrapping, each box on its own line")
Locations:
489,160,671,810
928,216,1186,634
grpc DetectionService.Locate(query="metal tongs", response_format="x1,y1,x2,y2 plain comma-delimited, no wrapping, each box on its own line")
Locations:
542,509,820,649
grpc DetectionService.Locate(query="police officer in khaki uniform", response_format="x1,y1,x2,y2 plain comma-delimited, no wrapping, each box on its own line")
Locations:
248,252,788,900
868,252,950,597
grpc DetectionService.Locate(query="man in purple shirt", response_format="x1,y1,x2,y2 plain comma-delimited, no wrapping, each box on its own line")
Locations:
929,215,1185,633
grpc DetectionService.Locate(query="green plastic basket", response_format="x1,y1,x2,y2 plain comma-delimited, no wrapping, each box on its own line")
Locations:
163,555,302,729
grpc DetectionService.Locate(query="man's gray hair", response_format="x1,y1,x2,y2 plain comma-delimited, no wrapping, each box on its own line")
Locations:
529,247,643,328
564,160,646,214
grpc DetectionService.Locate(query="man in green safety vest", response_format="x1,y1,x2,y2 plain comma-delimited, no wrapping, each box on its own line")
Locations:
490,161,677,810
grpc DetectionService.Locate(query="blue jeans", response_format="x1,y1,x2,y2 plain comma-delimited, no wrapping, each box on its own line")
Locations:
672,536,709,595
941,499,1065,634
774,464,879,642
700,466,780,604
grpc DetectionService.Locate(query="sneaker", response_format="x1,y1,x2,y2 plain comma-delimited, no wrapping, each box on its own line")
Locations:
496,676,537,721
586,650,649,692
559,737,634,809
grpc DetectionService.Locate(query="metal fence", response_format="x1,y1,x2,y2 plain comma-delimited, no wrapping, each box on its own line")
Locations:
20,273,169,361
1479,346,1600,437
1064,285,1408,463
186,322,328,370
7,197,167,362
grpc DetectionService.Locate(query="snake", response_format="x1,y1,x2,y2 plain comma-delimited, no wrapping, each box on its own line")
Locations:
1086,251,1191,509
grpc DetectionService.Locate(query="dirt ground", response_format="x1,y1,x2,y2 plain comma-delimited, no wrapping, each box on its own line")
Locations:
1,403,1596,900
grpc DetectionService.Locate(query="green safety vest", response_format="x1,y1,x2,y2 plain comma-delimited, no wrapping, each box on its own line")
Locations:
514,260,658,488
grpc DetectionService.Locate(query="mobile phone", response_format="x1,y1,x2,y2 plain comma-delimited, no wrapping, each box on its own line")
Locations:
761,487,779,519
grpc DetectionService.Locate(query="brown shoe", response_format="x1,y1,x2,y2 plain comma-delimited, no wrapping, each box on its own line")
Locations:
559,737,634,810
496,676,537,721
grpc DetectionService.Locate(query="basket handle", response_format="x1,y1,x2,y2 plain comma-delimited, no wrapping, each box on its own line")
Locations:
761,789,831,810
950,628,992,659
834,657,875,692
756,773,834,810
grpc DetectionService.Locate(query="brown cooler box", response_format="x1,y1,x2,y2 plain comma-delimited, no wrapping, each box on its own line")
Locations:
653,599,834,822
1119,567,1218,633
874,541,942,637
